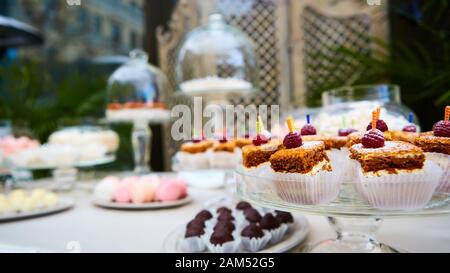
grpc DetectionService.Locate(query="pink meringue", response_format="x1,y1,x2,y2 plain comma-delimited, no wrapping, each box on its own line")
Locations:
113,184,132,203
155,180,182,202
140,175,160,189
0,136,39,156
131,182,147,204
141,182,156,202
172,178,188,198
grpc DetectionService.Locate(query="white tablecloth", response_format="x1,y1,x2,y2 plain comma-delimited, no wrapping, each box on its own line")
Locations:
0,181,449,253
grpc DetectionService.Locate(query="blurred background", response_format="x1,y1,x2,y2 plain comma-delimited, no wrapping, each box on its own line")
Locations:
0,0,449,171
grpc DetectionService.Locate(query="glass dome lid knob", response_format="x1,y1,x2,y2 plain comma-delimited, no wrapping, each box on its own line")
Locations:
129,48,149,63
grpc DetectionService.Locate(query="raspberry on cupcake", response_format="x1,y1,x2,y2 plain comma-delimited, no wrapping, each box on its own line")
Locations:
208,131,240,169
241,117,281,169
391,113,420,144
270,118,331,174
350,108,442,209
235,130,253,149
300,114,317,136
269,118,339,205
175,132,213,170
414,106,450,192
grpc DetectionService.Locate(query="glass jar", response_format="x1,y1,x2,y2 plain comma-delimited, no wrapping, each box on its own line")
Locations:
175,13,259,101
316,84,418,135
106,49,169,122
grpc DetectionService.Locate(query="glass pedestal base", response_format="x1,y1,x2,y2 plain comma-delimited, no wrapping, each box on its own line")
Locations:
235,167,450,253
306,217,401,253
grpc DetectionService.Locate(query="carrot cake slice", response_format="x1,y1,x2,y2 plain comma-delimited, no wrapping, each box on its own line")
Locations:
213,139,236,153
235,137,253,149
349,141,425,174
270,141,331,174
181,140,213,154
303,135,348,150
242,140,281,168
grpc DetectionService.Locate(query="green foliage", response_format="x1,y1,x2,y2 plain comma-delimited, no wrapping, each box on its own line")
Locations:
306,0,450,128
0,60,107,141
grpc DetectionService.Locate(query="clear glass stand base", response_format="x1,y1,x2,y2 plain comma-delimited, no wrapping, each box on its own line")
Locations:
305,216,401,253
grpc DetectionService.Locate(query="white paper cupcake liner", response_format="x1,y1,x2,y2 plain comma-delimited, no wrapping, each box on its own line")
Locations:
240,163,273,195
267,224,289,245
208,150,240,169
425,153,450,193
270,168,341,205
180,235,206,252
328,148,359,182
328,148,349,181
205,237,241,253
355,160,443,210
241,230,272,252
175,152,210,170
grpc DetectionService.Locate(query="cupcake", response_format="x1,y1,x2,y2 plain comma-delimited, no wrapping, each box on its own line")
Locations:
346,109,393,147
259,213,288,244
235,132,253,149
350,109,442,209
213,221,236,233
391,113,419,144
236,201,252,211
217,212,235,222
208,137,240,169
300,114,317,136
195,210,213,222
274,210,294,225
240,223,272,252
241,117,281,175
206,229,241,253
414,106,450,192
180,218,207,252
175,136,213,170
244,207,262,223
269,118,339,205
216,206,232,215
303,133,350,181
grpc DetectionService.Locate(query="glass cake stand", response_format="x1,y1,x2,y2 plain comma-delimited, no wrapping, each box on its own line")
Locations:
102,116,170,174
235,168,450,253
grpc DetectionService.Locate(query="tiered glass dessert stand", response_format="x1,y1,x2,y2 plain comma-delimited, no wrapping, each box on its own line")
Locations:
235,169,450,253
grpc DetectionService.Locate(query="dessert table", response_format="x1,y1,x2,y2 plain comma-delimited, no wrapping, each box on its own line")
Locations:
0,176,449,253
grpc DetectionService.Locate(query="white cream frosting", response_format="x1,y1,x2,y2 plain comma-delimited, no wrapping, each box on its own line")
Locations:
307,158,332,176
180,76,253,94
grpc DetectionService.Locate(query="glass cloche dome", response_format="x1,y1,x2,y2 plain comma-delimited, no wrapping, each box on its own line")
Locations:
175,13,259,101
106,49,169,122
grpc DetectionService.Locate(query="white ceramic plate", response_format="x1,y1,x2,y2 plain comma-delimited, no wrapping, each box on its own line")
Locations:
93,196,192,210
162,215,309,253
10,155,116,170
0,197,75,223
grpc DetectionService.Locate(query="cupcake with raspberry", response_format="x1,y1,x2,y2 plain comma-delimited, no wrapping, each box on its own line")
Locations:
175,132,213,170
208,132,240,169
350,109,442,209
414,106,450,192
268,118,340,205
391,113,420,144
345,108,393,147
241,117,281,176
303,117,356,182
235,129,253,149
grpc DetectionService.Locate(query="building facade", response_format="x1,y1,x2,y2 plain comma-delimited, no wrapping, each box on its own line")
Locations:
1,0,145,62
